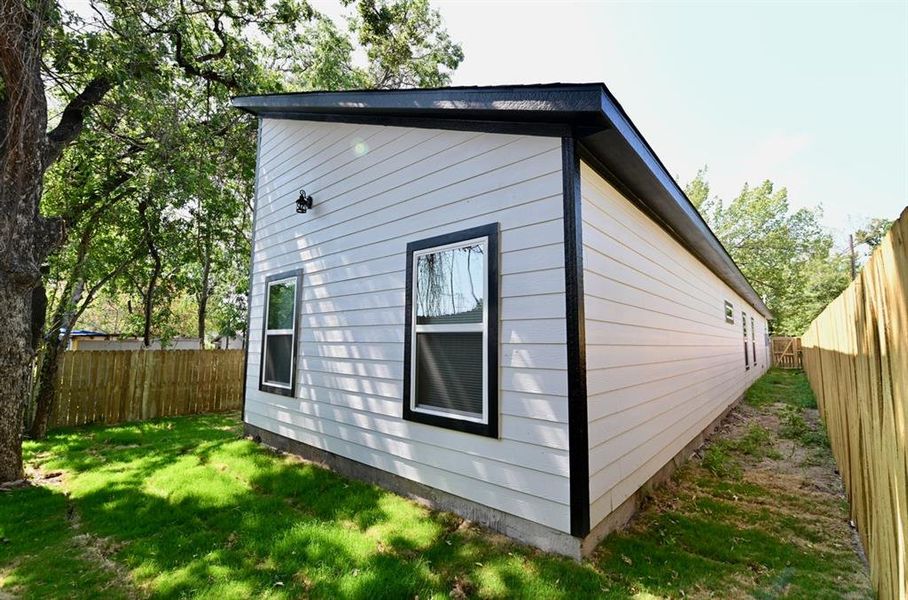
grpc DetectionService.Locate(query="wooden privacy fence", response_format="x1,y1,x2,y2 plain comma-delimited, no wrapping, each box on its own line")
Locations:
51,350,244,429
771,336,802,368
801,207,907,600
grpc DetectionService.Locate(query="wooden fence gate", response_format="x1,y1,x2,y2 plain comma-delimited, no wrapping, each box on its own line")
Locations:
51,349,244,429
771,336,802,368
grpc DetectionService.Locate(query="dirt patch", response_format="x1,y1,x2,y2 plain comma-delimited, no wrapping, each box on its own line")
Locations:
716,402,843,494
693,397,872,595
0,561,21,600
70,532,138,598
66,503,143,598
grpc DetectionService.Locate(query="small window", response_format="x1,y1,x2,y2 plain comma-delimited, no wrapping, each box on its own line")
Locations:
743,311,749,370
259,271,301,396
724,301,734,323
403,223,499,437
751,317,757,365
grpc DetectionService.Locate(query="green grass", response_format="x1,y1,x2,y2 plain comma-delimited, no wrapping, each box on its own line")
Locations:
745,368,817,409
0,371,868,599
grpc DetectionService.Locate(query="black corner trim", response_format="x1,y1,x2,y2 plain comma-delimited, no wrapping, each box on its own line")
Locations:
563,137,590,537
258,269,304,398
242,117,264,421
402,223,500,438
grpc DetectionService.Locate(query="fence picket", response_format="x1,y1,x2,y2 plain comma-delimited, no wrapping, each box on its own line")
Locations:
50,350,243,429
801,206,907,600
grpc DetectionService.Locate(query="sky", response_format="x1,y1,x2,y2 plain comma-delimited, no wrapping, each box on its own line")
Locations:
417,0,907,244
67,0,908,242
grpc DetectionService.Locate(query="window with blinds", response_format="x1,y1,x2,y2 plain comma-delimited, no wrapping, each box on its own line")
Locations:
260,272,300,396
403,223,499,437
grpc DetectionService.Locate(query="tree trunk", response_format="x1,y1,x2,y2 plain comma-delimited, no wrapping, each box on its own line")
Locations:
1,2,111,479
0,286,34,481
197,251,211,349
142,259,160,348
29,334,65,439
29,280,82,439
0,1,58,481
138,198,161,347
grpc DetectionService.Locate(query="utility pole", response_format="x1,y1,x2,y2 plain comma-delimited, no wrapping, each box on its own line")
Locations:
849,233,857,279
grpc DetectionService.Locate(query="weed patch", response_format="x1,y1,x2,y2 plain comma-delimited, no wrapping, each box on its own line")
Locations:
780,406,830,448
701,441,743,479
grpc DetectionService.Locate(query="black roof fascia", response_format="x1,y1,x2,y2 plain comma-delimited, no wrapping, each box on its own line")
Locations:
586,87,771,318
232,84,771,319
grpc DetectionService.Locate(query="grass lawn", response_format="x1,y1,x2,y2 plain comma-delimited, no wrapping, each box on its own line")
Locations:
1,369,870,599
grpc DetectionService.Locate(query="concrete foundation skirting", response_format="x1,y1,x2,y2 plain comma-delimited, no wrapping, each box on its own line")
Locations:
244,422,584,558
580,393,744,555
245,393,742,560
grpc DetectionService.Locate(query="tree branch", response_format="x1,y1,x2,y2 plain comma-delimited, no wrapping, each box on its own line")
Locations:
194,16,228,63
44,76,113,166
73,247,142,325
171,28,239,90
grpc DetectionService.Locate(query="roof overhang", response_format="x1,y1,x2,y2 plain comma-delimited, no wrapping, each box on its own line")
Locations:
232,84,772,319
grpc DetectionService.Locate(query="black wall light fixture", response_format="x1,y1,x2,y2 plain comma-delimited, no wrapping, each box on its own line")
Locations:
296,189,314,214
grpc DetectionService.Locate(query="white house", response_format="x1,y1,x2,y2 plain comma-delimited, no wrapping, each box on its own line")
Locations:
232,84,772,558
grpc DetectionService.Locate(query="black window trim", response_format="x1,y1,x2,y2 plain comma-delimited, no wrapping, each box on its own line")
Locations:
743,310,750,370
751,316,757,366
259,269,303,397
402,223,500,438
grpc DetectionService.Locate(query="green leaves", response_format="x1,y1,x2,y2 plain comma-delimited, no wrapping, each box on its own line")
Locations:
688,173,851,335
40,0,463,344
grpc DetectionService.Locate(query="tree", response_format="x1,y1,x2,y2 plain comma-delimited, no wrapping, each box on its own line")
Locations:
686,171,851,335
29,128,144,437
2,0,462,477
685,166,711,210
0,0,111,482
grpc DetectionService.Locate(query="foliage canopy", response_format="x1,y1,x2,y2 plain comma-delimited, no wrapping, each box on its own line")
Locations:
686,169,853,335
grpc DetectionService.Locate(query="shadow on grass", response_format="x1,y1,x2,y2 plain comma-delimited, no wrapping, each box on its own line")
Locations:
2,406,869,599
9,414,602,599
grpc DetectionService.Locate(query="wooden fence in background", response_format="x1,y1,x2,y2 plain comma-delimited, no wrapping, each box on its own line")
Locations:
801,207,907,600
51,350,244,429
771,336,802,368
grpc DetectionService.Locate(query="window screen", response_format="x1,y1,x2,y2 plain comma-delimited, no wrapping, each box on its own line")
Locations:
403,223,499,437
725,301,734,323
415,331,483,414
260,274,299,394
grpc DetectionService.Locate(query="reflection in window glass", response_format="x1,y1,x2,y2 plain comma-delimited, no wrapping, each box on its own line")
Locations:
416,243,484,325
262,276,297,390
267,282,296,330
743,311,749,368
411,238,487,421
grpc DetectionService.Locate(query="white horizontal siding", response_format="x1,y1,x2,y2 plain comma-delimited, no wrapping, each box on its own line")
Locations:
580,161,770,528
246,119,570,532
